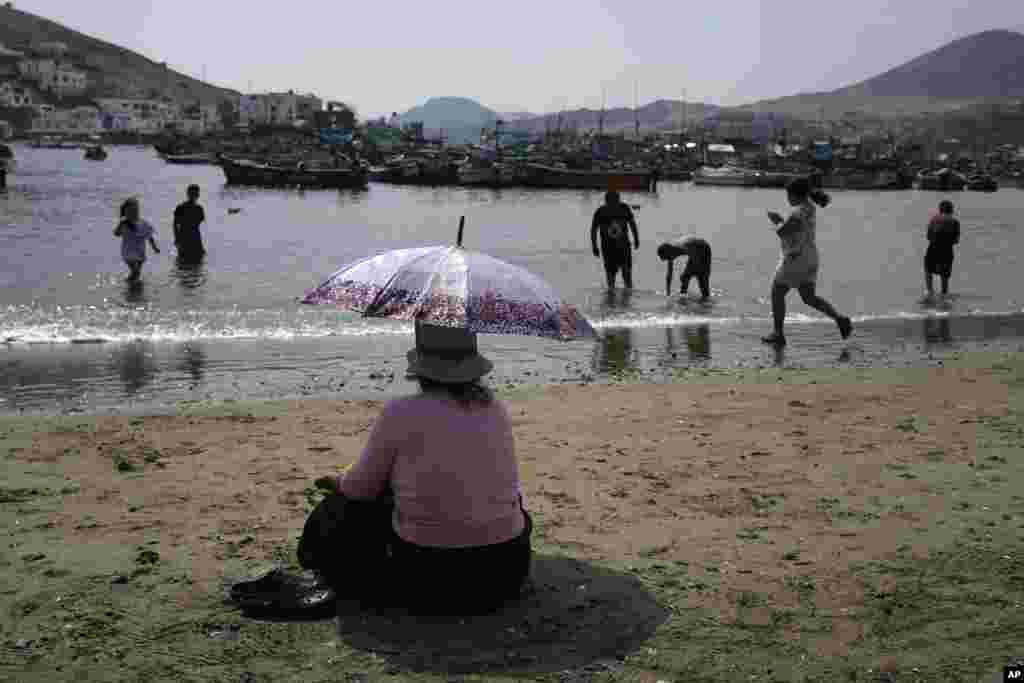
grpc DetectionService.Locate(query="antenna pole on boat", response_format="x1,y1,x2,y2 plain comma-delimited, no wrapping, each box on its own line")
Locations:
634,80,639,139
456,216,465,248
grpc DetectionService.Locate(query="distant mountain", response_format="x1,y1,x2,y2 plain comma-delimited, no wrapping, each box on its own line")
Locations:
508,99,717,134
399,97,498,142
0,4,238,105
839,30,1024,99
738,30,1024,120
498,111,537,121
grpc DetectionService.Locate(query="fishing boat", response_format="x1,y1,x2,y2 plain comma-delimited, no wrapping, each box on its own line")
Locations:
30,136,82,150
369,154,460,185
522,163,653,191
161,152,218,165
820,168,911,190
915,168,967,191
692,165,760,187
457,160,499,186
84,145,108,161
659,168,694,182
754,170,809,188
220,156,368,189
965,173,998,192
0,143,12,174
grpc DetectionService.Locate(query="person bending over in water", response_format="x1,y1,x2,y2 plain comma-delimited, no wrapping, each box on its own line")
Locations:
762,178,851,347
591,190,639,290
924,200,960,297
657,236,712,300
114,197,160,283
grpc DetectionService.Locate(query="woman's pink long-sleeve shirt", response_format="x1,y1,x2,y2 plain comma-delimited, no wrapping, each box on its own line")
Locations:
339,394,525,548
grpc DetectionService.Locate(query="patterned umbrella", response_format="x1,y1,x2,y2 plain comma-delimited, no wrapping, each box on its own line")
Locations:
302,217,596,340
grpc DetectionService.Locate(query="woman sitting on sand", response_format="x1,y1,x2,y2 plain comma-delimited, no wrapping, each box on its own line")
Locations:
297,321,533,615
762,178,852,347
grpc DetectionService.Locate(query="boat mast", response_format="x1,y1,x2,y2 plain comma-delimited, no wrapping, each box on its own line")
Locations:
634,80,640,139
598,85,606,137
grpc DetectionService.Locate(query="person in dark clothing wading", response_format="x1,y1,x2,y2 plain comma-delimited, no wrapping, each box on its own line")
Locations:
173,184,206,264
657,236,712,300
924,200,960,297
591,190,639,290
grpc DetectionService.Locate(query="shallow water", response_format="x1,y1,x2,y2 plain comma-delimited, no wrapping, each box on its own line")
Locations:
2,144,1024,413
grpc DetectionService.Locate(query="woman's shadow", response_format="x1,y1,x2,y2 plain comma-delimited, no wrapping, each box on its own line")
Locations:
334,554,669,675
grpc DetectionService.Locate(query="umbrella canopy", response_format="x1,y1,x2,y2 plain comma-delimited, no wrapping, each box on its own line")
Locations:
302,229,595,341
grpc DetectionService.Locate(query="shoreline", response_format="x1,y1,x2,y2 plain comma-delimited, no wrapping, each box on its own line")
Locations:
1,350,1022,681
4,311,1024,417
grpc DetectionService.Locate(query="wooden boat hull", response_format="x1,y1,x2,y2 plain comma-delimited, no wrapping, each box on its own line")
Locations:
221,158,368,189
692,171,760,187
966,178,998,192
369,165,459,186
821,171,912,190
523,164,653,191
659,170,693,182
162,153,217,165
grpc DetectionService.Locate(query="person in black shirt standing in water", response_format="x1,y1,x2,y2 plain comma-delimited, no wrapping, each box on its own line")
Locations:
924,200,960,297
174,184,206,264
591,190,639,290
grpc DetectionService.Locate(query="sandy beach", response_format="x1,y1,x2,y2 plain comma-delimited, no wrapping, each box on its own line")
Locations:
2,351,1023,682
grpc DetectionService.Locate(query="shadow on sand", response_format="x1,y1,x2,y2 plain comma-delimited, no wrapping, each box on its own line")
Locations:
333,554,668,675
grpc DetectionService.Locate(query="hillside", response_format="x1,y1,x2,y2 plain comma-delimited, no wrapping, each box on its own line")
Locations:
737,30,1024,120
399,97,499,142
0,4,239,106
839,30,1024,99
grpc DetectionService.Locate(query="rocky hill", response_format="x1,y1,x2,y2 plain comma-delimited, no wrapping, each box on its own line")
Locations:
0,4,239,106
737,30,1024,120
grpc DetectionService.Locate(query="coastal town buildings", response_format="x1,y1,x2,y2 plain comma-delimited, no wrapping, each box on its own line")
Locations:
239,91,323,127
30,103,101,133
17,57,88,97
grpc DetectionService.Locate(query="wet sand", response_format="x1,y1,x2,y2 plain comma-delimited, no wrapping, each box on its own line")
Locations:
2,351,1023,681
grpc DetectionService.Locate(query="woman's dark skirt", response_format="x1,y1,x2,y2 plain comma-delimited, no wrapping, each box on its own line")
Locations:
297,493,532,615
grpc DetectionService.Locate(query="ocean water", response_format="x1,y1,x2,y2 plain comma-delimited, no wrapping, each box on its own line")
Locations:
2,144,1024,414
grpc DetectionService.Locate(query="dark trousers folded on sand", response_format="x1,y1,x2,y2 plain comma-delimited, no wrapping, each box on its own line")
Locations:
297,492,533,615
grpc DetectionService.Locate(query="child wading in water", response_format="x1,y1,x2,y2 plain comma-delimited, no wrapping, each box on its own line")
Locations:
114,198,159,282
762,178,852,347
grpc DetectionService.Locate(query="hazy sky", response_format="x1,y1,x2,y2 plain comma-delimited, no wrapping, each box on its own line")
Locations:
22,1,1024,118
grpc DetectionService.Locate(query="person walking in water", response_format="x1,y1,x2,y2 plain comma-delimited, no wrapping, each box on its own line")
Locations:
591,190,639,290
657,236,712,300
924,200,960,297
761,178,852,347
114,197,159,282
173,184,206,264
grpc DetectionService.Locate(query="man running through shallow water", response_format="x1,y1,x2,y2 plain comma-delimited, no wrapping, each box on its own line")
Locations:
658,236,712,300
591,190,639,290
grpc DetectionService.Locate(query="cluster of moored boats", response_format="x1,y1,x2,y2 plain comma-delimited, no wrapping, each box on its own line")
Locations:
2,135,1012,194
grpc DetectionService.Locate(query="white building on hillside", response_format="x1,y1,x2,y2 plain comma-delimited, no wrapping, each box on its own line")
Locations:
18,57,88,97
0,80,32,107
238,91,322,127
18,57,56,83
40,64,87,97
175,103,221,135
95,98,181,133
35,42,70,58
32,104,102,134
